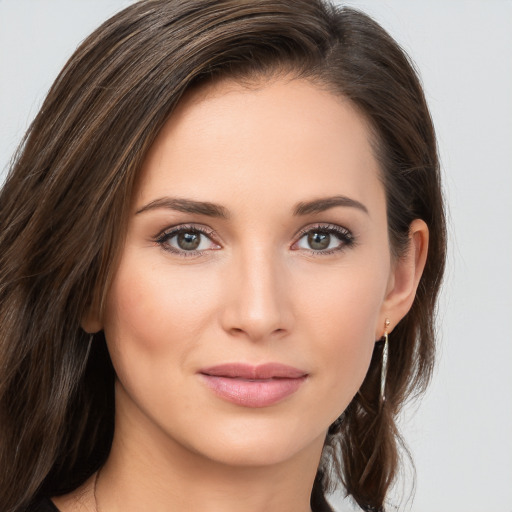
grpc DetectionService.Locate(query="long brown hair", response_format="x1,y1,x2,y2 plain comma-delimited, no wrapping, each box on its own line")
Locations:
0,1,446,511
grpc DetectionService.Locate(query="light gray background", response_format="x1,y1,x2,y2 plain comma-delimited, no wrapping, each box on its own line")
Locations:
1,1,511,511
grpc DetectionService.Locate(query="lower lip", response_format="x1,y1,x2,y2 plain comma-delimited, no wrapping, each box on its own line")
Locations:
199,374,307,408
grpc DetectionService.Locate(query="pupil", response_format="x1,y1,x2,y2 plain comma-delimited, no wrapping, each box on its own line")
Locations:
178,231,200,250
308,231,330,250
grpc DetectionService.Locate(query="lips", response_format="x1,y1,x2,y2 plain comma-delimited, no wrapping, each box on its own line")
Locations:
198,363,308,408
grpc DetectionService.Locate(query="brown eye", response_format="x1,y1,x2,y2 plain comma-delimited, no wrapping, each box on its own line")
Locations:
307,231,330,250
177,231,201,250
156,226,220,256
294,224,354,254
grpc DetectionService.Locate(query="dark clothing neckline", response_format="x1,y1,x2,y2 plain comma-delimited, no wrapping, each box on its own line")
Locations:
27,497,60,512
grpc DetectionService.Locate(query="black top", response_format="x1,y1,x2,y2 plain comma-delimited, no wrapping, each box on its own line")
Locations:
29,495,335,512
26,498,59,512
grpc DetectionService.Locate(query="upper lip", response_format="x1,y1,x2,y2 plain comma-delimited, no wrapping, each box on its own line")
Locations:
199,363,307,379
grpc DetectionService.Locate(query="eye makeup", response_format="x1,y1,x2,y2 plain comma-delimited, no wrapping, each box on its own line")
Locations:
292,223,355,256
154,224,220,257
153,222,356,258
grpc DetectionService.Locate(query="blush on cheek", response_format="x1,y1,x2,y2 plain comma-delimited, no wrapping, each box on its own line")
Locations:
105,258,216,357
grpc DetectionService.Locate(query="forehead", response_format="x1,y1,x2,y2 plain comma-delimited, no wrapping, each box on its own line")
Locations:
136,77,383,216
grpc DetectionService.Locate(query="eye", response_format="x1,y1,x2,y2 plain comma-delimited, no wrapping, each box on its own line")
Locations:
293,224,354,254
155,225,220,256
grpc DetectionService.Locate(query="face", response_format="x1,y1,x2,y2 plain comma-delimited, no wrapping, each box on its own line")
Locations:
98,77,399,468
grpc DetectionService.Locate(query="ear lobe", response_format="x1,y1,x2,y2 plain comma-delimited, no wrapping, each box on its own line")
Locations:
381,219,429,328
81,305,103,334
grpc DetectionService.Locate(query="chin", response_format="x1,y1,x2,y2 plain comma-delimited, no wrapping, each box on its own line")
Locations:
180,416,328,468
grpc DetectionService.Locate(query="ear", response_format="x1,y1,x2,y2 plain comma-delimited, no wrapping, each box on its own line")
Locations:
378,219,429,335
81,301,103,334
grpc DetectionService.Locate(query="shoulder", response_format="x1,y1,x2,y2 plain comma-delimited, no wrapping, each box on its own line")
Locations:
25,498,61,512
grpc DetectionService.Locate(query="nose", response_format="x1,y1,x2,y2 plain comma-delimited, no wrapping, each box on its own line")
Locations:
220,246,293,342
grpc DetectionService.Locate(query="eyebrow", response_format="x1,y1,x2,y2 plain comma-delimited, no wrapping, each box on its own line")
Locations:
136,194,368,218
136,197,230,218
292,195,368,216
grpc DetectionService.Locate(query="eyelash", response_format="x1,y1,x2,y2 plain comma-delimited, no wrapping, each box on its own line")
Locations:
155,225,218,258
294,223,355,256
154,223,355,258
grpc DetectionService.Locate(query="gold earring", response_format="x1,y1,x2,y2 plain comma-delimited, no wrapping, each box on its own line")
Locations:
380,318,390,403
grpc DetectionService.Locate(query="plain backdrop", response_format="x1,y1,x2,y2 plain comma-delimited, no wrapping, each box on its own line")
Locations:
1,1,511,511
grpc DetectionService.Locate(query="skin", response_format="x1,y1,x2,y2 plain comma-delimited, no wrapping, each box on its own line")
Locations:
59,76,428,512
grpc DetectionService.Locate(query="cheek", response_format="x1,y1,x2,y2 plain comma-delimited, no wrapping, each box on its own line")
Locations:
297,257,387,341
295,261,388,414
102,252,218,366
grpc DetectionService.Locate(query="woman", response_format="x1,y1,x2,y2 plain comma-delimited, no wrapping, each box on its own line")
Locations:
0,1,446,511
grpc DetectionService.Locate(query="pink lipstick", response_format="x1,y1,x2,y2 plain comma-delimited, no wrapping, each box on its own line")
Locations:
198,363,308,408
